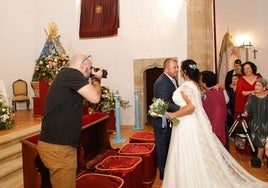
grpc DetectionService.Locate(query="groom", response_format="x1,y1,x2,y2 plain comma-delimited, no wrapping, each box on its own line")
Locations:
152,58,180,179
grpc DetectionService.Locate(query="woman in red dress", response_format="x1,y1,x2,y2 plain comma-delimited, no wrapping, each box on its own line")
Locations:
235,61,261,116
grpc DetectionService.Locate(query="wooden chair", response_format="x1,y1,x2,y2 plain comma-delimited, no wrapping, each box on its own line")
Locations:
12,79,30,111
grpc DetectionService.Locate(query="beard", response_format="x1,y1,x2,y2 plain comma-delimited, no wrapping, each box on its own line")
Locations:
83,68,91,80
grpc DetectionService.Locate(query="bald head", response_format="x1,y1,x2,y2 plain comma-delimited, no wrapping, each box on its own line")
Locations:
69,53,92,68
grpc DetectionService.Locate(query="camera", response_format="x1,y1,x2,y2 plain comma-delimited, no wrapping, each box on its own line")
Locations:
91,67,108,78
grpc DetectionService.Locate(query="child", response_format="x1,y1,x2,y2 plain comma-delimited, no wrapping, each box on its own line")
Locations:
227,74,241,129
243,78,268,167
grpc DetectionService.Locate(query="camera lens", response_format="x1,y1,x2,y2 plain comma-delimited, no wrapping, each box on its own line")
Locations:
102,70,108,78
92,67,108,78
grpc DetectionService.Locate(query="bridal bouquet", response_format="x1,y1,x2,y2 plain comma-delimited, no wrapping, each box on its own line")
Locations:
148,98,179,128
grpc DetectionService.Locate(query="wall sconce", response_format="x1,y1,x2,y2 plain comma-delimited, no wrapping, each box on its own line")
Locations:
240,41,252,48
240,41,253,61
235,35,258,61
239,42,258,61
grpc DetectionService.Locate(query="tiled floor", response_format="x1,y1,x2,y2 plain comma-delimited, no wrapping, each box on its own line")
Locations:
3,109,268,188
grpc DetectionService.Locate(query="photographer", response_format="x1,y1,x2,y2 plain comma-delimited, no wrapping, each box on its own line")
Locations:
37,53,104,188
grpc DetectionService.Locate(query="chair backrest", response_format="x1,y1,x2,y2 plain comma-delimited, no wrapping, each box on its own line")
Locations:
12,79,28,96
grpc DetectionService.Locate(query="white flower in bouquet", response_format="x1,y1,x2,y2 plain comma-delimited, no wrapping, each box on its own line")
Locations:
148,98,168,117
148,98,179,127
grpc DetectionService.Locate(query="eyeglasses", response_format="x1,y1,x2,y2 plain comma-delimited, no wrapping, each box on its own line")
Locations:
81,55,92,64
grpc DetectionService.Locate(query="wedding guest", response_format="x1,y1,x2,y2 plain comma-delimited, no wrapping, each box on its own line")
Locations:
161,59,268,188
224,59,242,127
235,61,261,116
152,58,180,179
225,59,242,92
200,70,227,147
243,78,268,167
226,73,241,129
37,53,103,188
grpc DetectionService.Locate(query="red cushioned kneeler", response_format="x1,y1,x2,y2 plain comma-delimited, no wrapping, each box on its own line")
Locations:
95,156,143,188
129,131,155,143
118,143,156,188
76,173,124,188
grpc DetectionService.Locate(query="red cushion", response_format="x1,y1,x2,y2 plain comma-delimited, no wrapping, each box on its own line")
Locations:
118,143,156,187
129,131,155,143
95,156,143,188
76,173,124,188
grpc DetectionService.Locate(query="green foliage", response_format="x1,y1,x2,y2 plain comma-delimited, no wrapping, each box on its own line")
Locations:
87,86,130,113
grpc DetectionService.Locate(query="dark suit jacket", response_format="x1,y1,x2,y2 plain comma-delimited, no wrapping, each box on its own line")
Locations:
151,73,180,177
225,70,234,91
152,73,180,126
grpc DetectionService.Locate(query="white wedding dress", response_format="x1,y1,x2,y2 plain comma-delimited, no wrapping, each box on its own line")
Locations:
162,81,268,188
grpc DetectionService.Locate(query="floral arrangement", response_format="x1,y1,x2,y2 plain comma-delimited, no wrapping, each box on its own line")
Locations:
0,96,15,130
32,55,69,83
86,86,130,113
32,22,69,83
148,98,179,128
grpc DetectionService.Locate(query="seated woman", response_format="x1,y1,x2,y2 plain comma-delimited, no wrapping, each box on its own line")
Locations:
199,71,228,148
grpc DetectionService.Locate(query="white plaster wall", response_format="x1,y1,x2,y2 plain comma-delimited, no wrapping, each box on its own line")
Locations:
0,0,187,125
0,0,36,105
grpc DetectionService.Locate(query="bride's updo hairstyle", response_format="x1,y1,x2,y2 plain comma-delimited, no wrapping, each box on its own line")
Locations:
181,59,200,83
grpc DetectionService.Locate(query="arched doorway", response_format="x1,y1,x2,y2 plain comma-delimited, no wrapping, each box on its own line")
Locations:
133,58,165,126
145,67,163,125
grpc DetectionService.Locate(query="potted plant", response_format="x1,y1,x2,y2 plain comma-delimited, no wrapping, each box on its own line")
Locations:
85,86,130,131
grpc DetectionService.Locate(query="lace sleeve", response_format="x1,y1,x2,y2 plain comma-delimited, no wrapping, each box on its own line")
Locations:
180,83,197,106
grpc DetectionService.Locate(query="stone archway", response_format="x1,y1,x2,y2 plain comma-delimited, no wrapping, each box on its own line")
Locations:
133,58,166,125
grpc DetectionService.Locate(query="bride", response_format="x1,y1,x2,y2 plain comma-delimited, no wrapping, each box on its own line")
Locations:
161,59,268,188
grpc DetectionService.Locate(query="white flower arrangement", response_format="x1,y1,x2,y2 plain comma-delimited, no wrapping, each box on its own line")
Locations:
0,96,15,130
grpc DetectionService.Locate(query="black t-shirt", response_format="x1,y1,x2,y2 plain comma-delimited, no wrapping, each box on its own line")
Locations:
39,68,89,147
